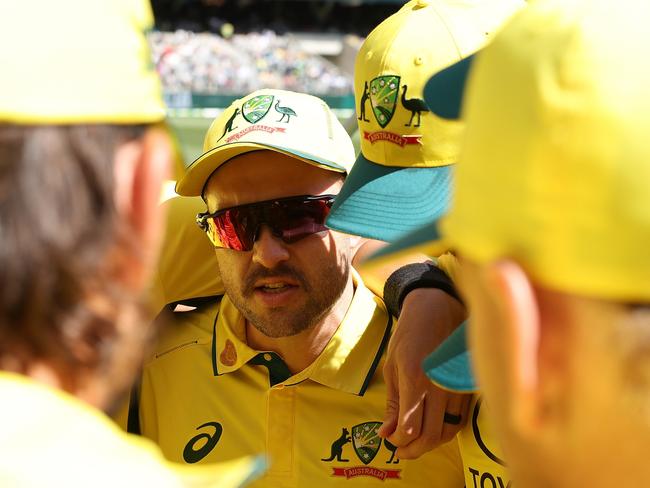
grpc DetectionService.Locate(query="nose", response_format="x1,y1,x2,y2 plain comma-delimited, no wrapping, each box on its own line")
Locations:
251,225,290,268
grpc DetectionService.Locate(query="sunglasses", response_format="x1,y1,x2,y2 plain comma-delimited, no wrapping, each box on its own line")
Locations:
196,194,336,251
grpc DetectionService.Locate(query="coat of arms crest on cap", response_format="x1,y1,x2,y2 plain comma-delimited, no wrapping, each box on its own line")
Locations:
369,76,400,128
242,95,274,124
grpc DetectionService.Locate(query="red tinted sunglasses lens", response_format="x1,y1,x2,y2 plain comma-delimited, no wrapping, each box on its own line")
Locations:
210,207,257,251
275,198,332,243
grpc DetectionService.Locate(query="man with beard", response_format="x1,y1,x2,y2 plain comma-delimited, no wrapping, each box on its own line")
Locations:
134,89,464,487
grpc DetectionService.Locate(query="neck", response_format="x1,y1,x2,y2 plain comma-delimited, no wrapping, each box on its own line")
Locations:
246,277,355,374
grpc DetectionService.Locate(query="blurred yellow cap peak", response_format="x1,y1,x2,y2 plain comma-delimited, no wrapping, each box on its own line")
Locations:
0,0,165,124
446,0,650,301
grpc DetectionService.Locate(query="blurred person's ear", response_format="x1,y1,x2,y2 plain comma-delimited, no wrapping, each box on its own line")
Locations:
113,125,173,290
482,261,572,446
483,261,540,434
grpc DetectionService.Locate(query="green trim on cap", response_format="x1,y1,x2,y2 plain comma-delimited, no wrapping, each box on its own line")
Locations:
176,141,347,196
423,54,475,120
263,143,348,173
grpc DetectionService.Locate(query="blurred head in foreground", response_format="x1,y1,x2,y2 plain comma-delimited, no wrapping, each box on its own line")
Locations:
365,0,650,485
0,0,172,411
438,0,650,485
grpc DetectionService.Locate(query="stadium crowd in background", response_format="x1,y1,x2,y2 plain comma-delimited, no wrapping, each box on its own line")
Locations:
151,0,402,36
149,30,352,96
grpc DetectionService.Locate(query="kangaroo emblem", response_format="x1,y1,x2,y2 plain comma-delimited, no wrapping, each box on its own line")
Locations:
384,439,400,464
218,107,240,141
321,428,351,462
358,81,370,122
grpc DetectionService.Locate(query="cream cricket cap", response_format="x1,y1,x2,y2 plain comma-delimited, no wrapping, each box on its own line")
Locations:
0,0,165,124
326,0,523,242
176,89,354,196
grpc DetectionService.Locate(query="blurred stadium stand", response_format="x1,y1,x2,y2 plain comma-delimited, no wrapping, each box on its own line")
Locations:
152,0,405,35
151,0,400,160
151,31,354,102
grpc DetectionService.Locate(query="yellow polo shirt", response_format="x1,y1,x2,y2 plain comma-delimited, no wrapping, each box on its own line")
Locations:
149,195,223,311
0,371,263,487
137,272,464,487
458,396,510,488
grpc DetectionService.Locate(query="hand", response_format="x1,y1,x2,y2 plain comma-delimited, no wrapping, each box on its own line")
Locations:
379,288,471,459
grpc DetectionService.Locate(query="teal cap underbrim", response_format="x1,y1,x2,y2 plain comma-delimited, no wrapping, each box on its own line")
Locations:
366,220,444,264
422,321,477,393
423,54,475,120
326,151,452,242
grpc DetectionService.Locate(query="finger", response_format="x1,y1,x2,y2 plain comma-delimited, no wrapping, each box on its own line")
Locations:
379,363,399,439
439,393,471,443
395,393,444,460
386,380,426,447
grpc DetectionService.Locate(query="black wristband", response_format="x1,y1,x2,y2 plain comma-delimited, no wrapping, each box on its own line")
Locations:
383,262,461,318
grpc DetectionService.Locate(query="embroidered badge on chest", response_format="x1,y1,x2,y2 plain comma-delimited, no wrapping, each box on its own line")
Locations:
321,421,402,480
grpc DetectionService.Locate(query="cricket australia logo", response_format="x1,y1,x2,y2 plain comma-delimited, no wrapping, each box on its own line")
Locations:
352,422,382,464
361,75,423,147
322,421,401,481
242,95,274,124
369,76,400,128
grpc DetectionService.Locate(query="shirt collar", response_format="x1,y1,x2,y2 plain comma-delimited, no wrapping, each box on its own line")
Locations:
211,269,393,396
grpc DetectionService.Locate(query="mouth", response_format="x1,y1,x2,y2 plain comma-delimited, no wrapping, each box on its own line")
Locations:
255,282,298,293
252,278,301,306
253,277,300,292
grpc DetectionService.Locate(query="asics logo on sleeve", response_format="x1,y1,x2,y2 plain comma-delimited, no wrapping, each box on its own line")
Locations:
183,421,223,463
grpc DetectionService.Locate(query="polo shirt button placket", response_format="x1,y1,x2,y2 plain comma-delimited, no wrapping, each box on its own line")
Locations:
266,381,295,479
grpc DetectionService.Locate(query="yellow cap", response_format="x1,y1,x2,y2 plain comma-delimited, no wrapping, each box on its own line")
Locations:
445,0,650,302
176,89,354,196
355,0,522,169
325,0,523,243
0,0,165,124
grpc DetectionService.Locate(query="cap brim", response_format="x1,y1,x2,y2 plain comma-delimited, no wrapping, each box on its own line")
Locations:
326,152,452,242
359,219,450,273
423,54,475,120
176,141,347,196
422,321,477,393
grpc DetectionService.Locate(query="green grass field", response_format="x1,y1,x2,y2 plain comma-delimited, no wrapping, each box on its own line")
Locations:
168,115,215,166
